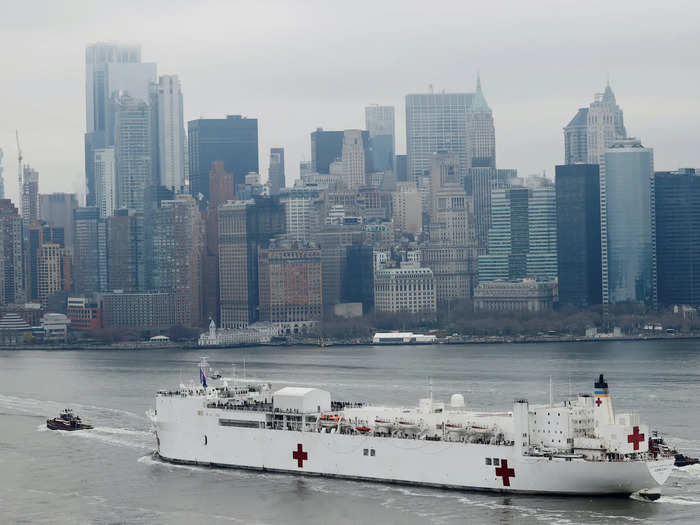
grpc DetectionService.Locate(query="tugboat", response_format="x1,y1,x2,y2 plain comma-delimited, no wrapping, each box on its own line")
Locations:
46,409,93,431
648,431,699,467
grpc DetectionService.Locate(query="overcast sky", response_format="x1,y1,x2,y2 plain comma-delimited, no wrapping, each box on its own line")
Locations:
1,0,698,205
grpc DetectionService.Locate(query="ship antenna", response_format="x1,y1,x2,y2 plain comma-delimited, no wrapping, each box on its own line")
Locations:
549,376,553,407
429,377,433,405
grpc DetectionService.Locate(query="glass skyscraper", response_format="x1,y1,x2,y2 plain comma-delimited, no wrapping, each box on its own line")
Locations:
600,138,655,305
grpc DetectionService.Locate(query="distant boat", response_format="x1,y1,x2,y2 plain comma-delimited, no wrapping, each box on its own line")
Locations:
372,332,437,344
46,409,93,431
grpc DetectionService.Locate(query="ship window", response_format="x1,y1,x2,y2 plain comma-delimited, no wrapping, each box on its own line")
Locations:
364,448,369,456
493,458,500,466
485,458,492,465
370,449,376,456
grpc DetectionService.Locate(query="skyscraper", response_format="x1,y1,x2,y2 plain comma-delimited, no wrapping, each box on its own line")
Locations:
113,92,152,213
365,105,395,172
405,92,473,183
0,200,25,305
0,149,5,199
471,167,513,255
555,164,602,307
341,130,368,190
466,76,496,169
600,138,655,305
107,209,144,292
268,147,285,195
39,193,78,255
310,128,344,174
94,148,116,218
188,115,259,202
21,165,40,225
563,108,588,164
587,84,626,164
155,75,185,191
392,182,422,235
653,169,700,306
73,207,107,295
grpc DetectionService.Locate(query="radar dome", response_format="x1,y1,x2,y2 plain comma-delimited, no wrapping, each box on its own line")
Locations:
450,393,465,408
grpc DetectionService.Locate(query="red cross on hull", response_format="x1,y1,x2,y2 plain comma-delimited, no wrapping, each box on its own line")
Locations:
293,443,308,468
627,426,645,451
595,397,602,407
495,459,515,487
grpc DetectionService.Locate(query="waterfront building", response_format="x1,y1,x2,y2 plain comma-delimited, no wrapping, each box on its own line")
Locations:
392,182,422,235
101,291,186,330
374,266,436,314
473,279,556,313
405,92,472,183
268,148,285,195
21,165,40,225
555,164,602,306
39,193,78,254
258,238,322,334
0,200,25,306
67,296,101,331
198,319,277,346
188,115,258,202
421,244,472,304
218,197,285,328
563,108,588,164
342,244,374,313
154,75,186,192
365,105,395,172
654,168,700,306
73,207,107,295
600,138,655,305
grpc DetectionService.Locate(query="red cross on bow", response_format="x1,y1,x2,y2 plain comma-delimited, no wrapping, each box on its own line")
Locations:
595,397,603,407
495,459,516,487
627,426,645,451
293,443,308,468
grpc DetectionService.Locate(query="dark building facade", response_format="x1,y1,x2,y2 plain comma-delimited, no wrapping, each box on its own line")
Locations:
555,164,602,306
73,207,107,295
395,154,408,182
310,129,344,174
188,115,259,203
654,169,700,306
342,244,374,313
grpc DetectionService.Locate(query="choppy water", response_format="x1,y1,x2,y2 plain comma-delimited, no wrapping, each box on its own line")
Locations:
1,340,699,524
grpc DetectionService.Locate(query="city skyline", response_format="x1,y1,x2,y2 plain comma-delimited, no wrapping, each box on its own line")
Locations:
1,2,699,205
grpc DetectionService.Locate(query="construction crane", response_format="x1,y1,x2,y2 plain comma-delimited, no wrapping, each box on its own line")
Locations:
15,130,22,201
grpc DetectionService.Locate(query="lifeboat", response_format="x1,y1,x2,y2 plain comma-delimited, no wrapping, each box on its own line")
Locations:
356,425,372,433
319,414,342,427
398,420,420,432
374,418,393,431
444,423,468,434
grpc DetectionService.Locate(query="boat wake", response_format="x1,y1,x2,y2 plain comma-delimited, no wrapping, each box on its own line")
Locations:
41,424,153,450
0,393,144,422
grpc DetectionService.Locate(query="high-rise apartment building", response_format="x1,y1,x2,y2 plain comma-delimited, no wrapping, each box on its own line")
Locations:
21,165,40,225
563,108,588,164
113,93,152,213
654,169,700,306
406,92,473,183
280,188,321,241
218,197,285,328
258,238,322,333
268,147,285,195
154,75,185,191
39,193,78,255
0,200,25,306
94,147,116,218
188,115,259,202
73,207,107,295
107,209,144,292
392,182,422,235
365,105,395,172
38,243,63,308
600,138,655,305
555,164,602,307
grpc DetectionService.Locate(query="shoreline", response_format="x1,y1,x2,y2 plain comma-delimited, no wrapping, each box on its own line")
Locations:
2,332,700,351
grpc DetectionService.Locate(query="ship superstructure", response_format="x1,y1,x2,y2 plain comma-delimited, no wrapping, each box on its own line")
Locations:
150,359,673,497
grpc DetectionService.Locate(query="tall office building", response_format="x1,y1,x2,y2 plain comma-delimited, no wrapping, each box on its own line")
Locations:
466,76,496,169
654,169,700,306
280,188,322,241
268,148,285,195
38,242,63,308
563,108,588,164
154,75,185,191
526,181,558,282
113,92,152,213
310,128,344,174
406,92,473,183
0,200,25,306
152,194,203,326
555,164,602,306
218,197,285,328
0,149,4,199
395,154,408,182
73,207,107,295
563,84,626,166
106,209,144,292
365,105,395,172
21,165,40,224
26,224,64,302
392,182,422,235
188,115,259,202
39,193,78,254
600,138,655,305
94,147,116,218
342,244,374,313
84,43,153,206
471,167,513,255
341,130,368,190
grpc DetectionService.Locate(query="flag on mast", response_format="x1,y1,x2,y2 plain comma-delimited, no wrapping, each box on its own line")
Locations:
200,367,207,388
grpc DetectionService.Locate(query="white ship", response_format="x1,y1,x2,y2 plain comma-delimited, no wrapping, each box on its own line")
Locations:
150,358,674,499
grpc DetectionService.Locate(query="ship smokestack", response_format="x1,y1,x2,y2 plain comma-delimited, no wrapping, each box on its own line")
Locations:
593,374,614,427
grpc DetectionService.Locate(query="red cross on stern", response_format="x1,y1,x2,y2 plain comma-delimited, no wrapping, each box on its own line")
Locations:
293,443,308,468
595,397,602,407
627,426,645,451
495,459,516,487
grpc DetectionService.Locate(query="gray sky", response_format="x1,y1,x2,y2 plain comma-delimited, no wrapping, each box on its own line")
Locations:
1,0,699,205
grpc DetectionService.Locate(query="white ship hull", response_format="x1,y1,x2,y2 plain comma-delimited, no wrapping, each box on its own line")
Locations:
154,398,673,496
